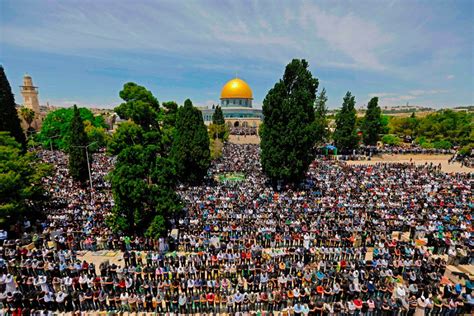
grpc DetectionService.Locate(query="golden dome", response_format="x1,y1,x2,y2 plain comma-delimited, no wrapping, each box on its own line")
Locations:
220,78,253,99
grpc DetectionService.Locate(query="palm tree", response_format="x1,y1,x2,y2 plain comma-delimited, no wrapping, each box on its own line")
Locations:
19,107,35,129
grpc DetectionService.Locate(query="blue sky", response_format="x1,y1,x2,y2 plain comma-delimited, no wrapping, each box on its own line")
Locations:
0,0,473,109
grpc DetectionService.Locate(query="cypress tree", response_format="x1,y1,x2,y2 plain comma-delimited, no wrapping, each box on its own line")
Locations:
210,105,226,140
212,105,225,125
68,105,90,183
314,88,329,145
0,66,26,150
333,91,358,153
171,99,210,183
260,59,318,184
362,97,382,146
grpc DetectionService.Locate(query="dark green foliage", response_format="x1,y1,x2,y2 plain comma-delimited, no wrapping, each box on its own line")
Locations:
314,88,329,145
0,66,26,150
38,107,107,151
209,105,227,140
380,115,390,134
333,91,359,153
362,97,382,145
388,115,419,138
432,140,453,150
458,144,473,156
108,83,181,238
260,59,318,184
171,99,210,184
381,134,401,145
68,105,90,183
161,101,179,151
161,101,178,127
115,82,160,130
388,110,472,147
212,105,225,125
416,110,472,146
0,132,51,226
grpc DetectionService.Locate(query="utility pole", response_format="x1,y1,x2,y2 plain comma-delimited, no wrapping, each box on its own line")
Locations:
72,142,97,200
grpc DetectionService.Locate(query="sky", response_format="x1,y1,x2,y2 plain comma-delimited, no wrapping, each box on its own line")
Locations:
0,0,473,109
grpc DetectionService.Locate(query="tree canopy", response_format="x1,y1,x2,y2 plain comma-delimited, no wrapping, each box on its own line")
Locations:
212,105,225,125
314,88,329,145
260,59,318,184
38,107,107,151
388,110,472,148
115,82,160,130
171,99,211,183
108,82,181,238
0,132,51,227
333,91,358,153
362,97,382,146
68,105,90,183
0,66,26,150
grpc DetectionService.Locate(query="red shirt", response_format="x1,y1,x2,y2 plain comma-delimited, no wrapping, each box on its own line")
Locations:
206,293,215,302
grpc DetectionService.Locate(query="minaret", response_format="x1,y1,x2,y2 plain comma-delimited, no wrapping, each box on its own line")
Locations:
20,74,40,114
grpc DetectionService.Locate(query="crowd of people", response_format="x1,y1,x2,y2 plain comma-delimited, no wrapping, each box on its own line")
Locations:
0,144,473,315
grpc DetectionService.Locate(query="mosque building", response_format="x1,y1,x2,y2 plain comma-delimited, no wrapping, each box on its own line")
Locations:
201,78,263,131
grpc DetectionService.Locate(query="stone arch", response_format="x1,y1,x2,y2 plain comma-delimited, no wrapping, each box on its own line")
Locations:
242,121,248,128
234,121,240,127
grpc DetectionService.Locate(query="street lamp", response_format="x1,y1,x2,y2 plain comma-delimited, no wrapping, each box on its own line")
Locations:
72,141,97,200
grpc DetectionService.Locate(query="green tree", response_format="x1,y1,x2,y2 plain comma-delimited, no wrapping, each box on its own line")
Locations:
108,83,181,238
388,115,419,138
68,105,90,183
212,105,225,125
161,101,179,127
210,138,224,160
19,107,36,130
362,97,382,145
333,92,358,153
381,134,401,146
115,82,160,130
416,110,472,145
314,88,329,145
171,99,211,183
208,123,229,141
161,101,179,151
0,66,26,150
84,121,110,151
260,59,318,184
0,132,51,227
387,110,472,145
38,107,107,151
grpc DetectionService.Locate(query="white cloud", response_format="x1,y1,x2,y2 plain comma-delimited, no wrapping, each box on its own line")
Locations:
368,92,397,98
0,1,392,72
408,89,447,96
446,74,455,80
369,89,449,107
299,3,392,71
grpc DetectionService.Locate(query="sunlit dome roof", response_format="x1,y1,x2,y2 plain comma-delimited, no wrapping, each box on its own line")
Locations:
220,78,253,99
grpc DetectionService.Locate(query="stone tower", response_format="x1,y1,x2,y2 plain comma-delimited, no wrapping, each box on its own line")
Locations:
20,74,40,114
